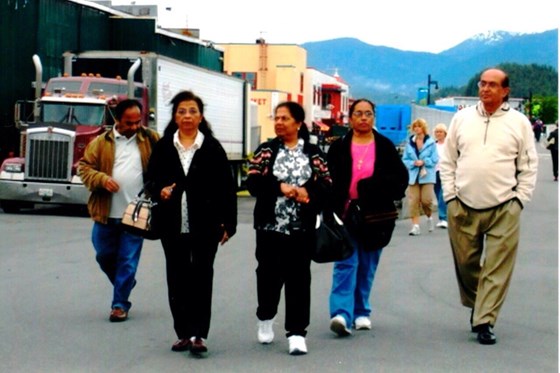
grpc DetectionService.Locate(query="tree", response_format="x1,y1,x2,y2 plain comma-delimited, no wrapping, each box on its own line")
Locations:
461,63,558,123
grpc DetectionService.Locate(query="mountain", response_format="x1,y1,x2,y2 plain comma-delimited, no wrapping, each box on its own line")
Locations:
302,29,558,103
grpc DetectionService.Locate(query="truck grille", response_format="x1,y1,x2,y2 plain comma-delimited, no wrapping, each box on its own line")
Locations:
25,130,73,181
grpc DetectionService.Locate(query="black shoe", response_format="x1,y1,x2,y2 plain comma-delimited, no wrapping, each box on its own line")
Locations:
475,323,497,345
171,338,193,352
190,338,208,355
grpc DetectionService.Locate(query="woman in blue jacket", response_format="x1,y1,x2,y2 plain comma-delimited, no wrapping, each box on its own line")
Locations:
402,118,438,236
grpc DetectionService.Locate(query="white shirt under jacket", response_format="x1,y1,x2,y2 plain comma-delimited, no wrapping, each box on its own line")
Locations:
440,102,538,209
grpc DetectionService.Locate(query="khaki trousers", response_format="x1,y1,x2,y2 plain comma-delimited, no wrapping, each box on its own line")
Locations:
447,198,521,327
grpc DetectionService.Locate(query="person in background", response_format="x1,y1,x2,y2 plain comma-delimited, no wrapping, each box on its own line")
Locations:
327,99,408,337
433,123,448,228
79,99,159,322
533,118,543,142
546,122,558,181
440,68,538,345
246,101,331,356
402,118,438,236
145,91,237,356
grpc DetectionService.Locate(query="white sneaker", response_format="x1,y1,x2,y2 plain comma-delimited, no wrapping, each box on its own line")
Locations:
427,217,434,232
354,316,372,330
409,224,421,236
436,220,448,229
257,318,275,344
330,315,352,336
288,335,307,355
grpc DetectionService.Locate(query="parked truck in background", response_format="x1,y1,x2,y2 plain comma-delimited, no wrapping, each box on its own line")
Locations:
0,54,148,213
63,51,252,189
0,51,252,212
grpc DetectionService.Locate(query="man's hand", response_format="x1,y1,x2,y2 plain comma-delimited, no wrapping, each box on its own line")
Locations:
104,177,120,193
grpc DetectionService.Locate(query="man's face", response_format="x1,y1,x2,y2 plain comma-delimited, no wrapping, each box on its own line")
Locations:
478,69,510,111
116,106,142,138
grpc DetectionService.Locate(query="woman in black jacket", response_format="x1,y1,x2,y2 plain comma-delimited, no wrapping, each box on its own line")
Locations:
246,101,331,355
146,91,237,356
327,99,408,337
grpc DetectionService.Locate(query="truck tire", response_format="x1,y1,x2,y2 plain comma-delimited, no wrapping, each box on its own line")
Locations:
0,201,22,213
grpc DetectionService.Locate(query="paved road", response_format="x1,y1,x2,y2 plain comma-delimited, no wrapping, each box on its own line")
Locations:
0,145,557,372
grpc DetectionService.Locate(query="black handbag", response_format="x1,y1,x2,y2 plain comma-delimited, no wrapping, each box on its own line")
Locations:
312,211,354,263
345,200,398,250
121,189,160,240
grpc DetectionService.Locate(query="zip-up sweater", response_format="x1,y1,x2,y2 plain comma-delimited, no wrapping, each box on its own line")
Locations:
440,102,538,209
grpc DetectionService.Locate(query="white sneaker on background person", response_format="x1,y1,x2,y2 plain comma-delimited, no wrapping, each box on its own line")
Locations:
409,224,421,236
427,217,435,232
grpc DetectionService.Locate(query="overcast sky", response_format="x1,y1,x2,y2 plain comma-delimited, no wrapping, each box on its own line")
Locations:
113,0,559,53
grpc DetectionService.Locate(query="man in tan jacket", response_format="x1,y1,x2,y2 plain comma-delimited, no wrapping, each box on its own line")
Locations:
79,99,159,322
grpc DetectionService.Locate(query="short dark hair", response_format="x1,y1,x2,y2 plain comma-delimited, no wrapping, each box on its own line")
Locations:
349,98,376,118
115,99,142,120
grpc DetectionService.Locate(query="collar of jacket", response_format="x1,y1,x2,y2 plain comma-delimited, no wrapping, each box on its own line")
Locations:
102,126,152,143
476,101,511,117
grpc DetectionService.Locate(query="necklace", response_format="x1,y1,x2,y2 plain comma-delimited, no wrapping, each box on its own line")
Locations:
355,142,372,170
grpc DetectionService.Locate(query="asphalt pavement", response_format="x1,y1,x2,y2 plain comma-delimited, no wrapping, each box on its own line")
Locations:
0,143,557,372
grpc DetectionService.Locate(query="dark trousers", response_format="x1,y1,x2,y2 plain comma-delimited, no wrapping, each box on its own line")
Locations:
161,233,218,339
255,230,312,337
550,149,558,178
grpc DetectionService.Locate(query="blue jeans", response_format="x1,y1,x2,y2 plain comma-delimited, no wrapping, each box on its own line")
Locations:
329,236,383,327
92,219,144,311
434,171,447,221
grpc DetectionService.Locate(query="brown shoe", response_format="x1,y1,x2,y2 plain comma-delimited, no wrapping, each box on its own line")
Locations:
109,307,128,322
172,338,193,352
190,338,208,354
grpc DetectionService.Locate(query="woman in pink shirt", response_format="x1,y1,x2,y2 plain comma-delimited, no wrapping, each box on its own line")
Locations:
327,99,408,336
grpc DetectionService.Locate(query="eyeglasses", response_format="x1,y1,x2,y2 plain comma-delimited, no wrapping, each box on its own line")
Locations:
352,111,374,118
177,108,200,116
477,81,501,89
274,115,294,122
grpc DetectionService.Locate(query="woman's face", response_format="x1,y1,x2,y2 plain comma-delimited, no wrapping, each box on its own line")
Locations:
434,128,447,142
175,100,202,133
350,101,374,134
274,106,300,140
413,123,424,135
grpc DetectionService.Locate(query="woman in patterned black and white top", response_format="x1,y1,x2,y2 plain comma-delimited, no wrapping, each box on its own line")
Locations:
247,101,331,355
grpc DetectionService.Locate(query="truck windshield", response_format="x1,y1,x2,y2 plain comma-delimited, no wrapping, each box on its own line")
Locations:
41,103,105,126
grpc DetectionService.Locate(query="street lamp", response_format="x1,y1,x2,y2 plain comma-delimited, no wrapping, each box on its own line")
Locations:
427,74,439,106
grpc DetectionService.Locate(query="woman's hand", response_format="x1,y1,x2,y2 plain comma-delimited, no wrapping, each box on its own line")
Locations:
219,224,229,245
295,186,310,204
160,182,177,201
414,160,425,167
280,182,298,199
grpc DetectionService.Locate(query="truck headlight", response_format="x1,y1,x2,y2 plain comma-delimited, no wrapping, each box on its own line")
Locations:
4,163,23,172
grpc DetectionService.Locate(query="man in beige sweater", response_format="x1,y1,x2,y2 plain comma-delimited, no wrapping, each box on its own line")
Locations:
440,68,538,345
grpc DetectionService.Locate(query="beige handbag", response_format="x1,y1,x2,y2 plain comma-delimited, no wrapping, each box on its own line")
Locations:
121,189,159,240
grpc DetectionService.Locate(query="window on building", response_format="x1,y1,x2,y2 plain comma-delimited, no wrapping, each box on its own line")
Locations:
232,72,257,90
322,93,332,110
300,73,304,93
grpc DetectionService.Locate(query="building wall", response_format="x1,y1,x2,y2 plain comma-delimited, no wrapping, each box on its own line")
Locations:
250,90,290,142
220,41,352,143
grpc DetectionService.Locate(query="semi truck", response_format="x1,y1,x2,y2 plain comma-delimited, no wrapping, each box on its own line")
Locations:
0,51,252,212
63,51,252,188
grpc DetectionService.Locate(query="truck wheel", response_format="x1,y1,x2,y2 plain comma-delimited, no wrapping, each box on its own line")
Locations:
1,201,22,213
